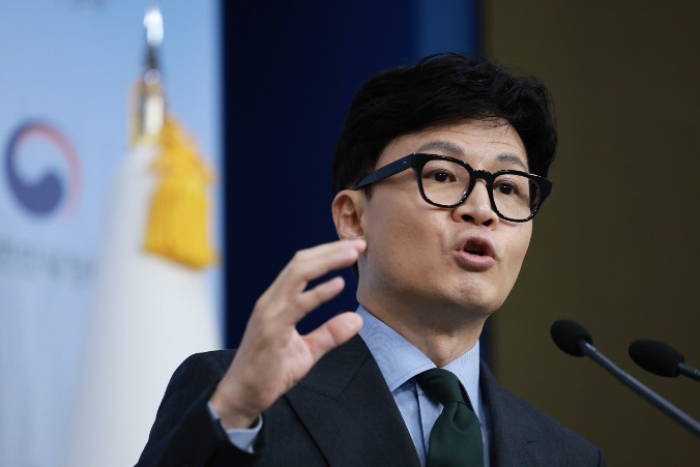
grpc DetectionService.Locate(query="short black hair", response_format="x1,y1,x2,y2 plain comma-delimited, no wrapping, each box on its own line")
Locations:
332,53,557,194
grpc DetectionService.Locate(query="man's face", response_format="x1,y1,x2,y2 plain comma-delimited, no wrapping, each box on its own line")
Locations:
355,119,533,325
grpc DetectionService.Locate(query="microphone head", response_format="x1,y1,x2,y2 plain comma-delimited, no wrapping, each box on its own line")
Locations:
629,339,685,377
551,319,593,357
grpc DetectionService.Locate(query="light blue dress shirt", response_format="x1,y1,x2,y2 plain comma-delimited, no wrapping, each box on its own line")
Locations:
357,306,491,467
215,306,491,466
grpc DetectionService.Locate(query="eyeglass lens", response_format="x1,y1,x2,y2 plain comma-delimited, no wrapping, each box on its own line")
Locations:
421,159,540,220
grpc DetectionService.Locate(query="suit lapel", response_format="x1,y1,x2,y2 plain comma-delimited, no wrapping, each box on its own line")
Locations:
285,336,421,467
480,362,543,467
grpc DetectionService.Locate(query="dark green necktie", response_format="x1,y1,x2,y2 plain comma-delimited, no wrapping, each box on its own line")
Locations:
416,368,484,467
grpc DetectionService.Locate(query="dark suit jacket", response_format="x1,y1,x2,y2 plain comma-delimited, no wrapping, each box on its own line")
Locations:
137,336,606,467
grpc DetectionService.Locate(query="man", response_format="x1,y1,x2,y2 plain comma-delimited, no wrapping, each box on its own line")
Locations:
137,54,606,466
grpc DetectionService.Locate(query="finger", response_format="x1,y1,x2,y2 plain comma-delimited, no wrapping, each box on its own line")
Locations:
279,239,365,285
263,239,365,311
303,311,363,362
279,276,346,325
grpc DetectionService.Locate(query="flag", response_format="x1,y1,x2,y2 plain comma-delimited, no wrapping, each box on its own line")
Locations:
63,6,221,466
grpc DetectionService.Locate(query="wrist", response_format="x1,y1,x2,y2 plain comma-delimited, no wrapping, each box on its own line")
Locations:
209,385,260,429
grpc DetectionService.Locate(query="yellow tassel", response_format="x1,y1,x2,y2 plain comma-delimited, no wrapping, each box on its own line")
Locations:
144,116,217,269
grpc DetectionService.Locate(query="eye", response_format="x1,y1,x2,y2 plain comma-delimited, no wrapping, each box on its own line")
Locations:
495,179,520,196
424,169,457,183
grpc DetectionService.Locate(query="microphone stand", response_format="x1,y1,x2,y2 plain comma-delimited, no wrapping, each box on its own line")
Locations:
580,340,700,437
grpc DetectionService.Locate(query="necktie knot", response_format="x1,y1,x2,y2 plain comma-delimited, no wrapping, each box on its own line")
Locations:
416,368,484,467
417,368,466,406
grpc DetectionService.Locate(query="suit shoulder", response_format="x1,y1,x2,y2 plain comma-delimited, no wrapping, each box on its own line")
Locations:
137,349,239,465
174,348,237,377
481,362,605,465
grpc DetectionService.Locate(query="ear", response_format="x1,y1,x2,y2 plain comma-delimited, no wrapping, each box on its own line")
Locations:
332,189,365,240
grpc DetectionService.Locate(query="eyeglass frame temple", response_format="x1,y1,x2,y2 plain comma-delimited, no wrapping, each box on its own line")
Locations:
351,156,413,190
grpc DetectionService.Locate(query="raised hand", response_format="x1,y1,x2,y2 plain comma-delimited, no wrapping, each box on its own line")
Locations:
208,239,366,429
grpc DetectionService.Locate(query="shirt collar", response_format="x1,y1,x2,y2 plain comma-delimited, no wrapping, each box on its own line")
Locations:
357,306,482,414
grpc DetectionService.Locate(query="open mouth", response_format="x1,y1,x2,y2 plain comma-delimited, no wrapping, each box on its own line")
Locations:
455,237,496,270
463,238,490,257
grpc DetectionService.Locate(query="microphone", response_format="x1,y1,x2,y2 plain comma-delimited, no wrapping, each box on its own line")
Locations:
629,339,700,383
551,319,700,437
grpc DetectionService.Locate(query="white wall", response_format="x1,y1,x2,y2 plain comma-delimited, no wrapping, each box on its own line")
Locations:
0,1,221,465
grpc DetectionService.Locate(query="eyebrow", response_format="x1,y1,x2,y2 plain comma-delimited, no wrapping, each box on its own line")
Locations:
416,140,464,155
496,153,528,171
416,140,529,171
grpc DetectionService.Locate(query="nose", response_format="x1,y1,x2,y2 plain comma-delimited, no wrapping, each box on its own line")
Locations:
452,180,499,227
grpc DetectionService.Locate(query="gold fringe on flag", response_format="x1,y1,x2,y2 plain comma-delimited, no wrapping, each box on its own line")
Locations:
144,116,217,269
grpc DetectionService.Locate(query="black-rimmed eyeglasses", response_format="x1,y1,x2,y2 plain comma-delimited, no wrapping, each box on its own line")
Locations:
351,153,553,222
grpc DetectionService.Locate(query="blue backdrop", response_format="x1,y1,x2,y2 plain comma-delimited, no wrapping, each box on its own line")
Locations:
222,0,481,347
